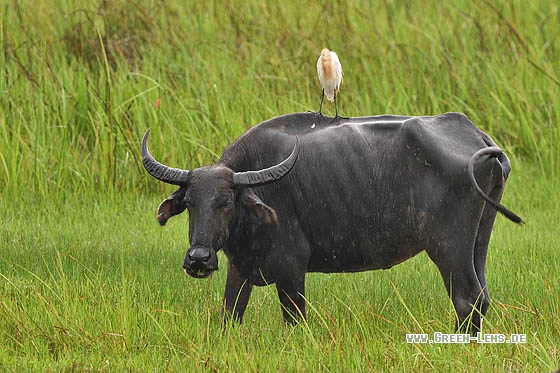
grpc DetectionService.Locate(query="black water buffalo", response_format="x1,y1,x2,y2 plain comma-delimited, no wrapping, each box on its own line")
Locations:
142,112,522,333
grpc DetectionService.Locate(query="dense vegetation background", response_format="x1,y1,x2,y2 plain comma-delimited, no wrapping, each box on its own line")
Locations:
1,0,558,197
1,0,558,371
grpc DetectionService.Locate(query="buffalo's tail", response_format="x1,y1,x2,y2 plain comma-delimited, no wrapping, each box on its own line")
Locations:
468,147,524,225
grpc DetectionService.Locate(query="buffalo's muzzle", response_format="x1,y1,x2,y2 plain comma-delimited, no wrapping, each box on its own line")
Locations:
183,246,218,278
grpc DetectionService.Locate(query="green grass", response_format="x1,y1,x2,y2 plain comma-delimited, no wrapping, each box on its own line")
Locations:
1,0,559,371
0,167,558,371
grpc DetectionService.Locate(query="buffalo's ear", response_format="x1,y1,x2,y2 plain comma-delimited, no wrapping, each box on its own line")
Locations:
238,189,278,224
156,187,188,226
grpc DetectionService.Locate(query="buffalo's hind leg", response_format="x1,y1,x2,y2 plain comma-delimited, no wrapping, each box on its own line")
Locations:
427,237,489,335
222,261,253,324
472,187,504,318
449,266,488,334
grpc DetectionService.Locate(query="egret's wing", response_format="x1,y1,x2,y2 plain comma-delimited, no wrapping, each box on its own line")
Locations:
316,56,323,82
330,51,343,88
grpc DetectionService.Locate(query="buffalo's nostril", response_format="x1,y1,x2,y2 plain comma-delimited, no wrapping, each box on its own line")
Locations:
188,247,211,262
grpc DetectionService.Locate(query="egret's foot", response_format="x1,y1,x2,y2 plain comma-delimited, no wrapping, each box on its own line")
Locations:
331,114,349,123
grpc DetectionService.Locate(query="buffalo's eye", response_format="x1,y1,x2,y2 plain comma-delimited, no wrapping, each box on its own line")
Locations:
184,197,195,209
216,198,234,210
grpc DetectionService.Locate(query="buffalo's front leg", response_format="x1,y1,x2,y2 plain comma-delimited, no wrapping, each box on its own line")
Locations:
222,262,253,323
275,274,306,324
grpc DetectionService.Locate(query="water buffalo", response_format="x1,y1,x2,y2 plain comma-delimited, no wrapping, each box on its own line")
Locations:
141,112,522,333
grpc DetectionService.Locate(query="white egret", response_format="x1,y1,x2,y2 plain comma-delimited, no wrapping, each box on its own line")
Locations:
316,48,343,119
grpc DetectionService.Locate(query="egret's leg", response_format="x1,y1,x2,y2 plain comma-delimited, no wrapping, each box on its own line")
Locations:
334,92,338,120
332,92,348,122
318,89,325,116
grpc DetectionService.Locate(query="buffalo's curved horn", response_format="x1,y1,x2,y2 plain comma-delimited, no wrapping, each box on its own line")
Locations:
141,130,190,185
233,138,300,186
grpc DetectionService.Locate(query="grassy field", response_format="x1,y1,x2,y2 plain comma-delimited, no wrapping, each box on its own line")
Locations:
1,0,559,371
